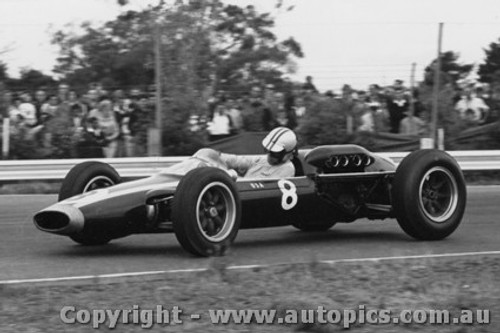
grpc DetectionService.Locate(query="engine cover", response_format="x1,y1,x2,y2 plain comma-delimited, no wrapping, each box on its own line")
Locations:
305,145,374,173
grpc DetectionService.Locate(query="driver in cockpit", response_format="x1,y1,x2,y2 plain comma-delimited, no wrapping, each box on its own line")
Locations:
193,127,298,179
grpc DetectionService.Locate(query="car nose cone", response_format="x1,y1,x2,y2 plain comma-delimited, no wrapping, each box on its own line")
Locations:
33,204,85,235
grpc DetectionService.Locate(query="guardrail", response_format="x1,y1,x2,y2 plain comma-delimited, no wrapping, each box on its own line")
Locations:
378,150,500,171
0,150,499,181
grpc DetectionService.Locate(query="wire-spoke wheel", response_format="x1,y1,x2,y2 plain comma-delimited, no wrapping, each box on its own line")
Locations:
172,167,241,257
392,149,466,240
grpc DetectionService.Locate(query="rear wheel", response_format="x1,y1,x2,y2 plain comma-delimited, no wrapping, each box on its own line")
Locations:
59,161,121,245
392,149,466,240
172,167,241,257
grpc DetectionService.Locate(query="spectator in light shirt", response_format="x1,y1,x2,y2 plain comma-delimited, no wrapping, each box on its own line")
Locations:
455,87,489,124
18,92,37,127
207,104,232,141
88,97,120,158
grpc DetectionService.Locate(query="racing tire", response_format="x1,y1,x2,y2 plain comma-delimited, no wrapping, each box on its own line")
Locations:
171,167,241,257
292,221,336,232
392,149,466,240
59,161,121,246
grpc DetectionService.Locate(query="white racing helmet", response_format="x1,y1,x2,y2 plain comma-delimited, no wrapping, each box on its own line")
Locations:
262,127,297,153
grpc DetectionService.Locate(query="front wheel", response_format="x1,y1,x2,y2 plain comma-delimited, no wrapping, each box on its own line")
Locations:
392,149,466,240
172,167,241,257
59,161,121,245
59,161,121,201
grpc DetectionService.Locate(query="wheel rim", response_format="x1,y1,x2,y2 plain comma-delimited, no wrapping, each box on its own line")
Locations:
196,182,237,242
83,176,115,192
418,166,459,223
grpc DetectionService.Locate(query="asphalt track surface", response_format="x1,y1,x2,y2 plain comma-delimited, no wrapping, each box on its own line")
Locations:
1,186,499,282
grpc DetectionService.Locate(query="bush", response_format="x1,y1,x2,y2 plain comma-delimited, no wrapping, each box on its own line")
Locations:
296,97,350,146
42,104,80,158
161,110,207,156
7,126,53,159
160,94,208,156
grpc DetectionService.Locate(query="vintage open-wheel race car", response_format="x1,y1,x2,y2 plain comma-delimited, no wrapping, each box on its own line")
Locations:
33,145,467,257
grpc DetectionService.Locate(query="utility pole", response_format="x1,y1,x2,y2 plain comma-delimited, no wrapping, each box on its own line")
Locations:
409,62,416,116
2,118,9,159
149,21,163,156
408,62,417,134
430,23,443,148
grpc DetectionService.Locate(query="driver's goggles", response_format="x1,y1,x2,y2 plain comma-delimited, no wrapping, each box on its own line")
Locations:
264,149,287,160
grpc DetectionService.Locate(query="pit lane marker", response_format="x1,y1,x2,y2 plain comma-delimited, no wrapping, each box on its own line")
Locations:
1,250,500,285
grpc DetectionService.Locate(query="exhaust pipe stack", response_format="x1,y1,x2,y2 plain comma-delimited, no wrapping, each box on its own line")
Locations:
339,155,349,167
324,153,374,170
33,204,84,235
326,156,340,168
351,155,363,167
362,155,373,166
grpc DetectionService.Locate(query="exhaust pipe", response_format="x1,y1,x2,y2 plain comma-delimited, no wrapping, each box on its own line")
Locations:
339,155,349,167
351,154,363,167
326,156,340,168
33,204,84,235
362,155,374,166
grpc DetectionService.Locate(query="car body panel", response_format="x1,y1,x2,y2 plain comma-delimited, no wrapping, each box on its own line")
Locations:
34,145,399,239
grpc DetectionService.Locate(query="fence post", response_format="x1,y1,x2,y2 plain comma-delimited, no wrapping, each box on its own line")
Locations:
437,128,445,150
420,137,434,149
147,128,161,157
2,118,9,159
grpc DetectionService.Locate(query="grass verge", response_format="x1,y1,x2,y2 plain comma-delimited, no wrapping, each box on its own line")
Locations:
0,181,60,194
0,255,498,332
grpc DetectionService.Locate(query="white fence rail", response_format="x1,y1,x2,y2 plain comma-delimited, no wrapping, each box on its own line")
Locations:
0,151,499,181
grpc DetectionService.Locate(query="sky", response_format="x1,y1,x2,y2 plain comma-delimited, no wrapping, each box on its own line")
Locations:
1,0,500,92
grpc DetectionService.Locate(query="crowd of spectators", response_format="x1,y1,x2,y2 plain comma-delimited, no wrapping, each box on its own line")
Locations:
1,75,498,159
204,76,499,141
454,85,495,125
1,83,152,158
203,77,316,141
